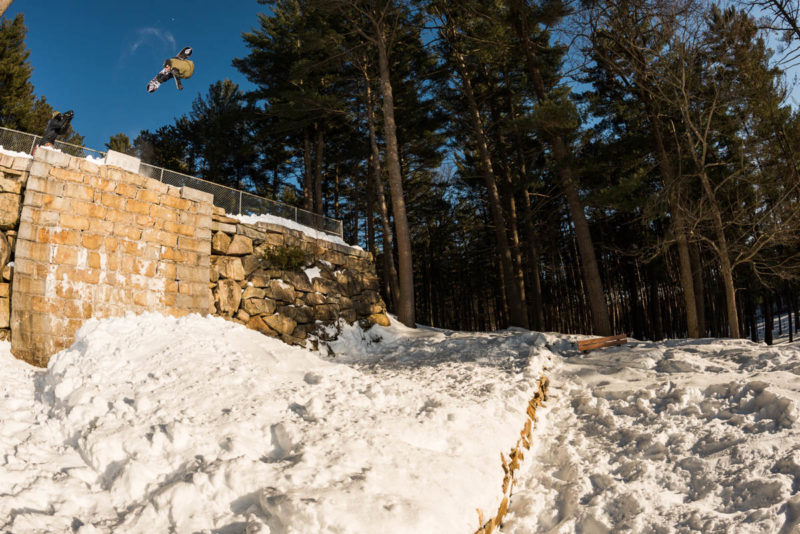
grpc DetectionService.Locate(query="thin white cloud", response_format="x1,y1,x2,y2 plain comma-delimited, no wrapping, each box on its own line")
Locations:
128,27,176,55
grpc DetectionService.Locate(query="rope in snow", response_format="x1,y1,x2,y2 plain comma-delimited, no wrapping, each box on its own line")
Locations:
474,373,550,534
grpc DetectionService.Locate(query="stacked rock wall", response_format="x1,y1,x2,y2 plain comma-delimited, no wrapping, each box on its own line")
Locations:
209,212,389,347
0,152,29,341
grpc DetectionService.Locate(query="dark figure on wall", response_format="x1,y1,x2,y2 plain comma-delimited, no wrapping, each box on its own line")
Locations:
38,110,74,148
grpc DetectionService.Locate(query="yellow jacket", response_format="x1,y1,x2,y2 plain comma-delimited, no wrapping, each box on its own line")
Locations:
165,57,194,79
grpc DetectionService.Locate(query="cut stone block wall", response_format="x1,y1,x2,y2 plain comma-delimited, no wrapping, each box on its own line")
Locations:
7,149,213,366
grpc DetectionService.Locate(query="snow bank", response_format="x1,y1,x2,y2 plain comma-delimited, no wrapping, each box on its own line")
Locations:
0,313,551,533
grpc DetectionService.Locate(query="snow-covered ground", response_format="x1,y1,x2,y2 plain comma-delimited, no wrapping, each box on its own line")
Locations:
1,313,799,533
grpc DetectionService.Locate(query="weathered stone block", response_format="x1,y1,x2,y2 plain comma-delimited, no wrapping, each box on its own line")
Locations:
368,313,391,327
34,146,71,167
246,315,278,337
0,172,25,194
178,236,210,255
242,286,266,300
0,192,22,229
235,224,265,241
312,304,338,322
211,221,238,234
212,256,245,280
0,297,8,328
265,313,297,336
265,280,296,303
303,292,327,306
241,254,265,277
215,279,242,315
312,277,342,295
180,186,214,205
105,150,141,173
340,309,358,324
248,269,271,287
243,297,276,316
278,305,314,324
282,271,313,292
227,234,253,256
212,232,231,254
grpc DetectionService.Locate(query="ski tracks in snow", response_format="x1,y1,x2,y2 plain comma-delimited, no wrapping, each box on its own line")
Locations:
502,337,800,534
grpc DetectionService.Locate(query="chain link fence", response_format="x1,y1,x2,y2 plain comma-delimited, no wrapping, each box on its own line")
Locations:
0,126,343,238
0,126,105,159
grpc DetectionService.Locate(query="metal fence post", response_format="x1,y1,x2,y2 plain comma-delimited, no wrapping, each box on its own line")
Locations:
294,206,298,223
239,191,243,215
159,168,164,182
29,136,37,154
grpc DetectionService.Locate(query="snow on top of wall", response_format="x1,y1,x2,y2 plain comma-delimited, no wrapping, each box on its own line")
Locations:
230,212,360,249
0,145,33,159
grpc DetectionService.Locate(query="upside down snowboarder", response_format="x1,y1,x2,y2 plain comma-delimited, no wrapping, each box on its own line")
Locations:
147,46,194,93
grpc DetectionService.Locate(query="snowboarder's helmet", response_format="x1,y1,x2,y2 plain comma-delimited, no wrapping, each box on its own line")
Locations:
179,47,192,58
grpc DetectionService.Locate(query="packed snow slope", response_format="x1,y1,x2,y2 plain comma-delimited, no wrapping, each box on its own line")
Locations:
1,312,799,533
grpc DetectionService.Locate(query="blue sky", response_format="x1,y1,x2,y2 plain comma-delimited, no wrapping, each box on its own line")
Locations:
4,1,266,149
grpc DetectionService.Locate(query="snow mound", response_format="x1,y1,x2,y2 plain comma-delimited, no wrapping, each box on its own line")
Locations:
1,313,552,533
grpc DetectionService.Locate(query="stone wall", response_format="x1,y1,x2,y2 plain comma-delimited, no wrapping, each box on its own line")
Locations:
5,148,213,366
0,152,29,341
0,147,389,366
209,212,389,348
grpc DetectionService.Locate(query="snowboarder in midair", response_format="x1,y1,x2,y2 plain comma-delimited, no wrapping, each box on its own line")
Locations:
147,46,194,93
38,110,74,148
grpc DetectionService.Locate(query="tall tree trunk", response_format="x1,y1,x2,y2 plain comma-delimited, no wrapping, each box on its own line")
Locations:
272,168,280,200
698,170,740,338
648,114,700,338
491,77,529,327
521,190,544,330
648,263,664,340
506,66,544,329
509,0,610,335
763,290,774,345
313,124,324,214
364,71,399,310
303,128,313,212
376,30,415,327
448,35,528,328
690,244,706,336
0,0,12,17
789,290,794,343
366,154,376,254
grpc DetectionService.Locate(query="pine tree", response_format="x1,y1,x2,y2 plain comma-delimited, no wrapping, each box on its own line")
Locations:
0,14,37,130
105,133,133,154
